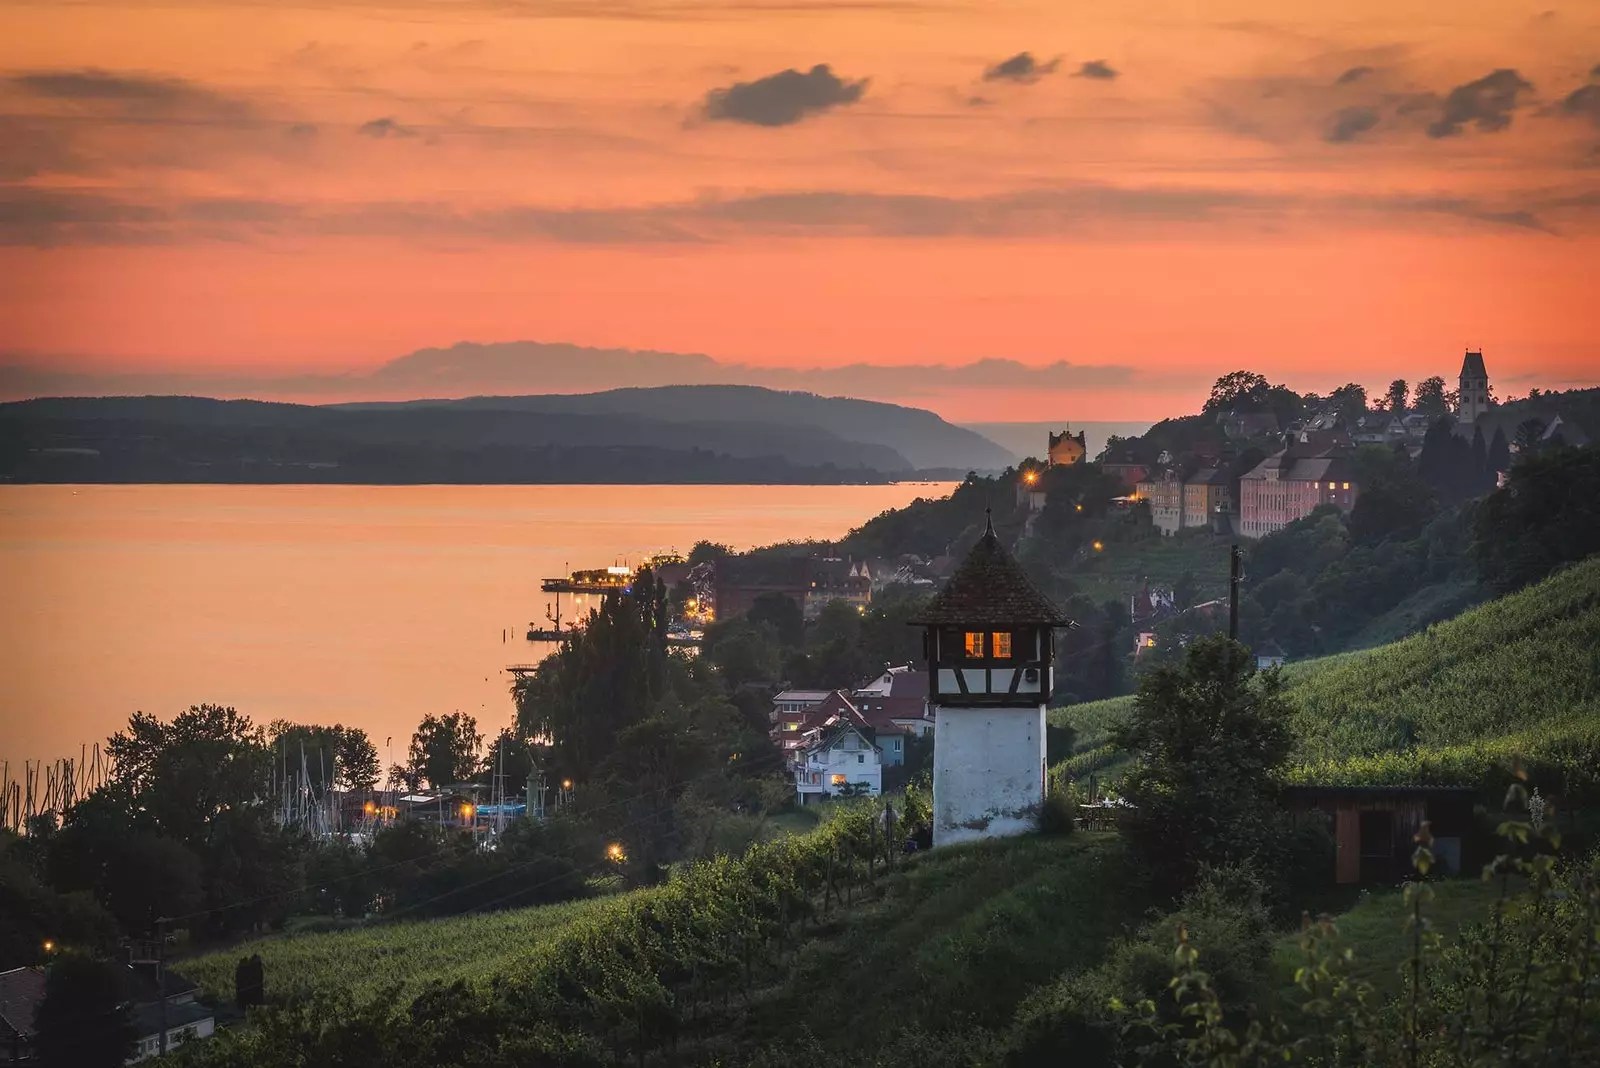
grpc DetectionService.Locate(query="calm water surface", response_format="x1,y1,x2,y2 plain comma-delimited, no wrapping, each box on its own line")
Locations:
0,483,952,762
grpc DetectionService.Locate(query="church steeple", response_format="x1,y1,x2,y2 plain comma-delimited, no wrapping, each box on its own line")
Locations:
1458,348,1490,426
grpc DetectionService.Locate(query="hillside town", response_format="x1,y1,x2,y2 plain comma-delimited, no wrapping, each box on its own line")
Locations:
3,354,1597,1067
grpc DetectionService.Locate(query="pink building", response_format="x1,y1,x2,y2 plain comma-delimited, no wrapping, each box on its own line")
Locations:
1238,445,1358,538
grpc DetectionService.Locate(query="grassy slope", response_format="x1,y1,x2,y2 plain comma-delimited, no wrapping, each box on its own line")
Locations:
1049,557,1600,790
1262,878,1510,1003
722,832,1140,1057
181,829,1138,1067
181,895,616,1004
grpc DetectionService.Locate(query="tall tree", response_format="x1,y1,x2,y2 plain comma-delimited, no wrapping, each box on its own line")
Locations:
401,713,484,789
33,955,136,1068
1488,425,1512,477
1413,376,1449,417
1204,370,1272,413
1473,424,1497,490
1514,417,1548,453
480,728,536,799
1329,383,1369,427
106,705,269,843
266,723,377,792
746,591,804,648
1348,445,1437,545
513,573,668,781
1384,378,1408,412
1474,446,1600,593
1112,636,1295,897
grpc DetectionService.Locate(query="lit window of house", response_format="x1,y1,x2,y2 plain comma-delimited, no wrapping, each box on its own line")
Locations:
830,773,847,786
991,632,1012,658
1342,482,1350,490
963,632,984,657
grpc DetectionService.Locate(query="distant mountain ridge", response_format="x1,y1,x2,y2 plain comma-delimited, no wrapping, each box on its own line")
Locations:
0,388,1009,483
335,384,1014,471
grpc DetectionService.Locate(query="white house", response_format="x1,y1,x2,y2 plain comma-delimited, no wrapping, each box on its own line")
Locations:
0,962,215,1065
793,719,883,805
914,512,1073,847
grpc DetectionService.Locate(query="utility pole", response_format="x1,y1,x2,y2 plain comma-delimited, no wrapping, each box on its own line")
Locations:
1228,544,1242,641
155,917,169,1056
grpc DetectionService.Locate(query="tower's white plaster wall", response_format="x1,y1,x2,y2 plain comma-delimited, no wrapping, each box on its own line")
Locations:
932,704,1046,847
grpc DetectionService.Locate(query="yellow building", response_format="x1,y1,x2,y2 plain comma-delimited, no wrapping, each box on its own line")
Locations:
1047,429,1086,466
1135,473,1185,536
1181,469,1231,531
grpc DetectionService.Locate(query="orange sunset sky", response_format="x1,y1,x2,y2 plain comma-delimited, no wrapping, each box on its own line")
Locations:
1,0,1598,420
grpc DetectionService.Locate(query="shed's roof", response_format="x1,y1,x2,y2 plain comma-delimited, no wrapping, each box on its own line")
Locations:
910,517,1071,627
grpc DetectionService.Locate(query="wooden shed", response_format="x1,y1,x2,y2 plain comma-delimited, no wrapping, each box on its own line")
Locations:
1283,785,1477,885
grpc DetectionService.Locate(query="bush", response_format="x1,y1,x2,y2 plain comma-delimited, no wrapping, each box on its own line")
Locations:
1036,787,1078,836
1004,864,1275,1067
1125,798,1600,1067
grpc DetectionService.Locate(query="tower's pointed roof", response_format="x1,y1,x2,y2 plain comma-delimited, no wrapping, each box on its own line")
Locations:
1460,349,1487,380
911,513,1072,626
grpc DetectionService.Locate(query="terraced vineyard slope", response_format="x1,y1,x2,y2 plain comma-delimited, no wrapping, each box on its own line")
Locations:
182,894,616,1004
1049,556,1600,799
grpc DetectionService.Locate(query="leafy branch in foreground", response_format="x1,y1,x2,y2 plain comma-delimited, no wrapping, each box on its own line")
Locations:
1126,780,1600,1067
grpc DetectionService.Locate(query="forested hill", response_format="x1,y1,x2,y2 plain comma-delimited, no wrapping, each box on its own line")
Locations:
333,384,1016,472
0,393,992,483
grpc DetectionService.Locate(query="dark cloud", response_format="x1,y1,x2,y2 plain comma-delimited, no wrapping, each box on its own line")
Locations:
1335,65,1374,85
1075,60,1118,81
1561,83,1600,128
983,52,1060,84
357,116,419,138
701,64,866,126
1426,69,1533,138
1325,105,1380,143
287,123,319,139
6,68,253,120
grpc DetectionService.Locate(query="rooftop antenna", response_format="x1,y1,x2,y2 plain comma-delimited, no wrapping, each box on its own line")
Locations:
984,504,994,536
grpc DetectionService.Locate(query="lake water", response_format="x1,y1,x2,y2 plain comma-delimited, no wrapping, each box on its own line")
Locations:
0,483,952,763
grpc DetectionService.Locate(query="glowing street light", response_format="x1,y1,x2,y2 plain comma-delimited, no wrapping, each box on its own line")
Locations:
461,803,475,819
606,843,626,863
42,940,55,953
1023,470,1038,484
561,779,573,790
1092,540,1104,552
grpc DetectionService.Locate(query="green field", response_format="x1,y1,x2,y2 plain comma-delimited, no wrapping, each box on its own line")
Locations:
727,832,1140,1057
1050,558,1600,798
1262,877,1512,1003
181,894,618,1004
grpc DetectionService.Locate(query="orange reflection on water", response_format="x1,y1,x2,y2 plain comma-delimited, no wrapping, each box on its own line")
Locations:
0,483,952,761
